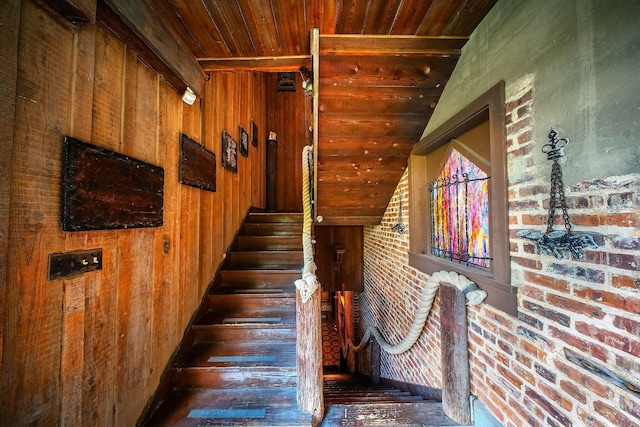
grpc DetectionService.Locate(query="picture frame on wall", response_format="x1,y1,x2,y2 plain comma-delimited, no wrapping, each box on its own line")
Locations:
251,119,258,147
239,125,249,158
222,130,238,173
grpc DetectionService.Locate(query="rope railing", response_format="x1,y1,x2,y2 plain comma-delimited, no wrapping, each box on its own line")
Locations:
294,145,319,303
349,270,488,355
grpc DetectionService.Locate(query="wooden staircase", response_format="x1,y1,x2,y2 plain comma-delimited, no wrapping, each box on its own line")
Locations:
142,212,311,426
142,211,463,426
321,374,463,426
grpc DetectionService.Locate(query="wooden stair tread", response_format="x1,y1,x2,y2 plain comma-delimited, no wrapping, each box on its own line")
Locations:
320,402,462,426
173,366,297,389
236,235,302,251
219,269,300,286
193,323,296,343
177,342,296,367
247,212,303,223
145,388,311,427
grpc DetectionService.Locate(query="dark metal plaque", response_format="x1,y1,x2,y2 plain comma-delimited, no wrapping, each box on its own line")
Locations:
179,133,216,192
62,137,164,231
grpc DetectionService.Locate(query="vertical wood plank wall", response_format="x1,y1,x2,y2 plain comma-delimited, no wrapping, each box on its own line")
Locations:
0,2,267,425
266,73,312,212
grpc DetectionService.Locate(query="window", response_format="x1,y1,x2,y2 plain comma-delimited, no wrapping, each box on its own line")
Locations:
430,145,490,269
409,82,516,315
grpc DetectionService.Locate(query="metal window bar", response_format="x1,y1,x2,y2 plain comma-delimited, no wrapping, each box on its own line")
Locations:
429,174,492,269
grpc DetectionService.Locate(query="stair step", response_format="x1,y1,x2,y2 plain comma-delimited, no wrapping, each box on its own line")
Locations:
227,250,303,269
219,269,300,286
212,282,294,295
247,212,303,223
173,366,297,389
177,342,295,368
145,387,311,427
207,293,296,313
236,235,302,251
193,324,296,343
243,223,303,236
320,402,462,426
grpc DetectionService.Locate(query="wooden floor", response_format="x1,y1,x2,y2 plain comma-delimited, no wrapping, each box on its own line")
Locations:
142,212,463,426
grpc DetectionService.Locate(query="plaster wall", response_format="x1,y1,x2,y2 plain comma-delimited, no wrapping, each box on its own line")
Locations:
425,0,640,186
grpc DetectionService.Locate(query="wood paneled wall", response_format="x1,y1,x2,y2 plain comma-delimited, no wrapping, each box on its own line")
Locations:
0,1,267,425
266,73,312,212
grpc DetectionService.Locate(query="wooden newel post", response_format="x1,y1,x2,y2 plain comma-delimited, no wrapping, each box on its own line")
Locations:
439,283,472,424
296,290,324,425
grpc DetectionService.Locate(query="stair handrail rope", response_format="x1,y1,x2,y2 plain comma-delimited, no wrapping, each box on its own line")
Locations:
295,145,319,303
349,270,488,355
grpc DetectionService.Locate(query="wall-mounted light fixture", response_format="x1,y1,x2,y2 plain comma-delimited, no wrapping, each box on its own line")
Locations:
182,87,197,105
299,66,313,96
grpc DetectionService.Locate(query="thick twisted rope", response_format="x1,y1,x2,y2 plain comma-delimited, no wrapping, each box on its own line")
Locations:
349,270,487,355
294,145,319,303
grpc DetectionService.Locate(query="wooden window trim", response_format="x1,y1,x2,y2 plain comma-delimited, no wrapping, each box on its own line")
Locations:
409,81,517,316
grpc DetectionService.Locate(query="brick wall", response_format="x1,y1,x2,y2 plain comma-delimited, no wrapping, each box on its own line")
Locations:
360,80,640,426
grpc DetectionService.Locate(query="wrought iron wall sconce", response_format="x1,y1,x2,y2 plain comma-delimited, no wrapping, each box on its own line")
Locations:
391,192,407,234
516,129,598,259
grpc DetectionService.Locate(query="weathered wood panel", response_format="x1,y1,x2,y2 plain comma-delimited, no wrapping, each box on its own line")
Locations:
0,0,20,389
2,5,268,426
179,133,216,192
2,2,72,424
266,73,312,212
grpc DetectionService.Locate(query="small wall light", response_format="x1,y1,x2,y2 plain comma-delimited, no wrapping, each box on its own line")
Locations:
182,87,197,105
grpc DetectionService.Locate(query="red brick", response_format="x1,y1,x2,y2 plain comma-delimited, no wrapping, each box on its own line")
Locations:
613,316,640,335
608,252,640,272
513,255,542,270
515,351,533,368
512,362,536,386
519,184,548,197
593,400,639,427
559,379,586,404
517,129,533,144
520,283,545,301
574,286,640,313
575,321,630,352
577,407,608,427
548,325,610,362
546,293,605,319
524,387,572,427
505,89,533,113
522,213,547,225
497,363,523,389
538,381,573,412
524,271,571,293
554,359,613,398
612,274,640,290
621,395,640,421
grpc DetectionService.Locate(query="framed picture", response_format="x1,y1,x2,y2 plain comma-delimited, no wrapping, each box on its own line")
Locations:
251,119,258,147
222,130,238,173
239,125,249,158
179,133,216,192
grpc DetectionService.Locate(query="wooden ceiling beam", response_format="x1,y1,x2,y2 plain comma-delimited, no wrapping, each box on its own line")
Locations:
198,55,312,72
103,0,204,94
319,34,467,55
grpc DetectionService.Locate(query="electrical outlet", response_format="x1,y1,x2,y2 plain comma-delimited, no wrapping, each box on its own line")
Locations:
48,248,103,280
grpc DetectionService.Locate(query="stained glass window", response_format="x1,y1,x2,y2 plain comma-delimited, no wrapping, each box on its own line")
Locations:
429,148,491,269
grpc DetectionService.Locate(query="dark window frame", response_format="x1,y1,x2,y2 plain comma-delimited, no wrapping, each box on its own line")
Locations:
409,81,517,315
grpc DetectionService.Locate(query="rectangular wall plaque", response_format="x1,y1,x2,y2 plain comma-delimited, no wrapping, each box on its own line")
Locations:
62,137,164,231
179,133,216,192
222,130,238,173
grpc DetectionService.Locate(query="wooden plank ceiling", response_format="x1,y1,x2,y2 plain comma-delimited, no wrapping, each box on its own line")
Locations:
153,0,497,225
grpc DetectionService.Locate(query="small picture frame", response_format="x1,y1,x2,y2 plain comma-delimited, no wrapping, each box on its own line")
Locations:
239,125,249,158
222,130,238,173
251,119,258,147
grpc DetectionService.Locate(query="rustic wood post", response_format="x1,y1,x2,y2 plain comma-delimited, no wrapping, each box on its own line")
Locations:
296,290,324,424
266,136,277,211
439,283,472,424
